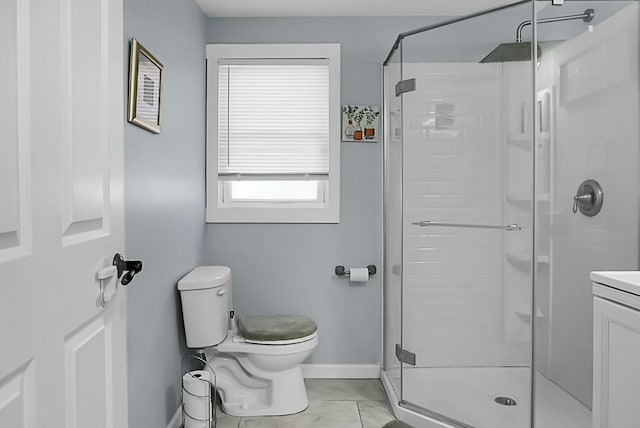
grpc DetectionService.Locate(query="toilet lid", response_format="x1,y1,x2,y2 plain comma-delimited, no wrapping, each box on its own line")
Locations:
237,315,317,343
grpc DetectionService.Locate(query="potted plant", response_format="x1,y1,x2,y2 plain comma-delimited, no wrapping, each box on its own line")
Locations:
342,105,358,139
363,107,380,140
353,107,365,141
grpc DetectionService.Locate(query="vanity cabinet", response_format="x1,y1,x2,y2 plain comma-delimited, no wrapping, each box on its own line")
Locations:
592,272,640,428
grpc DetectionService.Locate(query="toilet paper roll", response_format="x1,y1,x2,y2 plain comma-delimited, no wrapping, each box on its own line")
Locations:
182,370,211,428
349,268,369,283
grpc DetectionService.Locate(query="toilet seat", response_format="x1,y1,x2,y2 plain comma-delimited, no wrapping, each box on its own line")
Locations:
244,331,317,345
216,330,318,355
237,314,318,343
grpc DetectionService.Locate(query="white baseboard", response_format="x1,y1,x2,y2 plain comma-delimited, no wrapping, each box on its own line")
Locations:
301,364,381,379
167,406,182,428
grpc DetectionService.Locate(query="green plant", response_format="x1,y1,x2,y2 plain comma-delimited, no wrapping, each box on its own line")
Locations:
363,107,380,126
353,107,365,125
342,105,358,120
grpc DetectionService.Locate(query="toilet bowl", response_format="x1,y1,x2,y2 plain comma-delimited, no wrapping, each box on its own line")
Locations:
178,266,318,417
205,328,318,416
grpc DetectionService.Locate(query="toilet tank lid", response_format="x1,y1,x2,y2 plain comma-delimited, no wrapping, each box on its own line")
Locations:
178,266,230,290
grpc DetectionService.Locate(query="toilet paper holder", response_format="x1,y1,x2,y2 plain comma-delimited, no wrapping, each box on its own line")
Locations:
335,265,377,277
181,354,217,427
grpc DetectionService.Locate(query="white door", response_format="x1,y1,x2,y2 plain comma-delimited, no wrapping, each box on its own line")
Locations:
0,0,127,427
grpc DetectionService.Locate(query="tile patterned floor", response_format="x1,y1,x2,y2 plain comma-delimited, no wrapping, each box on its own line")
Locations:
212,379,396,428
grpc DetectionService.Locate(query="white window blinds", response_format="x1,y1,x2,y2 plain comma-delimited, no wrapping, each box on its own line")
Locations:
217,60,330,177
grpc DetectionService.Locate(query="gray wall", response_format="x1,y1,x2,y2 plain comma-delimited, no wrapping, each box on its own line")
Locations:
123,1,206,427
204,17,440,364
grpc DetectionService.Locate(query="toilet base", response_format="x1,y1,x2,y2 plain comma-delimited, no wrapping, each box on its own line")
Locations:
204,344,314,418
220,366,309,417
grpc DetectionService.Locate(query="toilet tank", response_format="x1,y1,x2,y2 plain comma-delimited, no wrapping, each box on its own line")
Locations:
178,266,231,348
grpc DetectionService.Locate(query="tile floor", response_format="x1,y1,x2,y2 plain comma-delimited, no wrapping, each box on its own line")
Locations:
213,379,396,428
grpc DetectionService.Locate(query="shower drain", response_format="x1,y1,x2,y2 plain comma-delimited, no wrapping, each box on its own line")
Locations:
494,396,518,406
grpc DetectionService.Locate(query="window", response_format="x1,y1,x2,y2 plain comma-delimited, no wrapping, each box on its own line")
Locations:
206,44,341,223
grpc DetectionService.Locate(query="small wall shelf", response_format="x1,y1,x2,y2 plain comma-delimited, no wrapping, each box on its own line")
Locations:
506,135,533,151
506,132,549,151
506,252,550,268
515,307,545,323
506,192,550,204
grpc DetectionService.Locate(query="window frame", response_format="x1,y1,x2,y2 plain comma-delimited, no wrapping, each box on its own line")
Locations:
206,44,341,223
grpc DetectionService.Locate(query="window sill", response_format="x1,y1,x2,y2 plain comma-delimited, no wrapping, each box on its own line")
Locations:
206,205,340,224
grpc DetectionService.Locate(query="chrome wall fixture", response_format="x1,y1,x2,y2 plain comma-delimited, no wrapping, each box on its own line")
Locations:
516,9,594,42
573,179,604,217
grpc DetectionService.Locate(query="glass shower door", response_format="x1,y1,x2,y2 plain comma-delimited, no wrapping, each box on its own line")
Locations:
397,3,535,427
382,42,403,402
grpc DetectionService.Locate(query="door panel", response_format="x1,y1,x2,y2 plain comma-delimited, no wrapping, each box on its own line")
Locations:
0,0,126,427
0,0,31,260
0,361,36,428
61,0,110,243
65,317,111,428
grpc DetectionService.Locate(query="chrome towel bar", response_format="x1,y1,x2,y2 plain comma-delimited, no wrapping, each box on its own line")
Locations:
411,221,521,231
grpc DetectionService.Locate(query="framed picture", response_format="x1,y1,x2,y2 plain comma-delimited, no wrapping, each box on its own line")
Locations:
128,39,163,134
342,105,380,143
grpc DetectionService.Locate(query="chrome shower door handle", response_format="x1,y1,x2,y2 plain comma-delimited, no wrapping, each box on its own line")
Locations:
412,221,522,231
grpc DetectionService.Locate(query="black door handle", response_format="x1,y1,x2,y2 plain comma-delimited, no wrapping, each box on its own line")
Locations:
113,253,143,286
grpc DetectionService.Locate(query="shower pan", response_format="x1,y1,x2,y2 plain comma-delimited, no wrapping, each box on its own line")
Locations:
381,1,640,428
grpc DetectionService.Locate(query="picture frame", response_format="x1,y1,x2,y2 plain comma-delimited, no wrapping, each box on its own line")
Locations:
128,39,163,134
342,105,380,143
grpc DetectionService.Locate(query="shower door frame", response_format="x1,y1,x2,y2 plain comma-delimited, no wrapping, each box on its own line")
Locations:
382,1,539,427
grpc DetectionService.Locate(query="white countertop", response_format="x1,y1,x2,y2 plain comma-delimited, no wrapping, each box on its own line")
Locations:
591,271,640,297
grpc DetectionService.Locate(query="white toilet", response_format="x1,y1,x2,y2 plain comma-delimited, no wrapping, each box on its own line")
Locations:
178,266,318,417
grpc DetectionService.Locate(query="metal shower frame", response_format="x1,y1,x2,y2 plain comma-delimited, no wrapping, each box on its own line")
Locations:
382,2,636,428
381,1,539,427
382,0,531,66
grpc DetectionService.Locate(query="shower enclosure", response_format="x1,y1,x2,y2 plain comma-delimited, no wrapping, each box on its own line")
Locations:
382,1,640,427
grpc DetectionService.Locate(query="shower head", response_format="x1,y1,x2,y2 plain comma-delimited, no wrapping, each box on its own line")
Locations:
480,42,540,63
479,8,594,63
